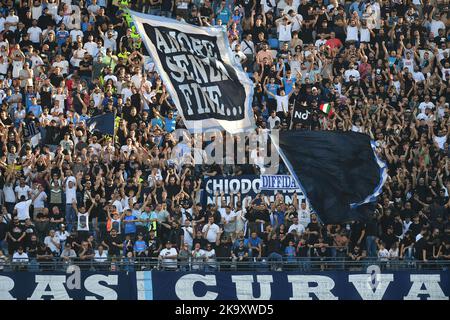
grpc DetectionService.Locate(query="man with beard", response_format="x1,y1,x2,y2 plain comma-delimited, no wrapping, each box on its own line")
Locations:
6,217,26,255
215,229,233,270
246,196,271,236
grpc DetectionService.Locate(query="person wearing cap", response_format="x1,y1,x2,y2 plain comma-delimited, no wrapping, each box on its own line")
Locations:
158,240,178,270
12,246,29,271
231,239,249,270
55,223,69,249
60,242,77,264
133,233,148,259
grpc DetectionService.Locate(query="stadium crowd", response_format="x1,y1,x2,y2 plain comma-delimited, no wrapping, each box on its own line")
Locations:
0,0,449,272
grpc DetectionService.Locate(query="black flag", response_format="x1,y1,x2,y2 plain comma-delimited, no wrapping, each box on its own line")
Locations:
273,130,387,224
291,106,313,127
86,112,115,136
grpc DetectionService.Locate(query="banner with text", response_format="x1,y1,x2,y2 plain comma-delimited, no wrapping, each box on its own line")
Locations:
149,271,449,300
0,272,137,300
260,175,298,190
1,271,448,300
130,11,255,133
202,175,304,207
291,106,313,127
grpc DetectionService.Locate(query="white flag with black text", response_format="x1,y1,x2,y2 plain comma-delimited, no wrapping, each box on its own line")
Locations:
130,11,255,133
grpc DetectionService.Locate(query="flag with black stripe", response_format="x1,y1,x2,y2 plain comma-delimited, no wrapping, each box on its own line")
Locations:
272,130,387,224
86,112,115,136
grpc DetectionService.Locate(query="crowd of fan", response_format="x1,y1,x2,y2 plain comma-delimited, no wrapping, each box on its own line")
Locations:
0,0,449,272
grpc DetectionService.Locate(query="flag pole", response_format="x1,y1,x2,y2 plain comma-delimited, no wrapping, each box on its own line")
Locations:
113,109,117,146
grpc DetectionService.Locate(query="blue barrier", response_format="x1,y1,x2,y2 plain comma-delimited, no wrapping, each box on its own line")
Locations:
1,271,448,300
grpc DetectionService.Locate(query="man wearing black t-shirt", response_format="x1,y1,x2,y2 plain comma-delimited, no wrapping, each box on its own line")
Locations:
305,214,321,245
49,67,64,87
90,197,108,241
409,215,424,238
6,218,25,255
147,230,161,258
232,240,249,270
36,242,54,271
101,229,123,257
26,234,39,259
215,233,233,270
350,220,366,250
414,233,430,261
78,54,93,81
66,231,81,251
379,208,395,234
365,211,379,258
35,209,50,242
36,243,53,262
192,230,207,249
379,226,398,250
400,232,415,260
246,200,270,236
266,233,283,270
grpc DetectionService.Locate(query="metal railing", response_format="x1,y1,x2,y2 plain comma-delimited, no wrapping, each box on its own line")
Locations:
1,257,449,272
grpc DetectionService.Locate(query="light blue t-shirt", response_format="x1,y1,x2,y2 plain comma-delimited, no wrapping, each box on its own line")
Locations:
28,104,42,118
124,215,137,235
134,240,147,253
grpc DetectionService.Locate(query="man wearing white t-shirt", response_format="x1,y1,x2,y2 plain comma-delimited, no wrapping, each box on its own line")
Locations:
430,17,445,38
3,179,16,214
267,110,281,129
159,241,178,270
418,96,435,114
288,216,306,235
87,0,101,15
265,86,293,120
181,220,194,249
275,13,293,47
12,247,29,263
27,20,42,44
297,202,311,228
15,178,31,200
83,35,97,57
0,15,5,33
432,128,448,150
5,9,19,32
70,29,84,43
220,205,237,236
65,175,77,232
14,196,33,221
345,19,359,42
52,55,69,76
288,9,303,32
32,184,47,219
344,64,361,82
412,68,425,83
202,216,220,245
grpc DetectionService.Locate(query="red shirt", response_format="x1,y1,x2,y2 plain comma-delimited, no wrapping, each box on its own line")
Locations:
325,38,342,50
359,63,372,80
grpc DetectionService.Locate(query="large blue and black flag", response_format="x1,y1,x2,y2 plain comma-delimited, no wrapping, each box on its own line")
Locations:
86,112,115,136
272,131,387,224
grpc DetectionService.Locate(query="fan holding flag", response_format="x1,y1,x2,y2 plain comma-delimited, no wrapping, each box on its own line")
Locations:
319,102,333,117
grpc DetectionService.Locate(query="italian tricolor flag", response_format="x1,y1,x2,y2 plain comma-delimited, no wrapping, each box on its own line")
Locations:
320,103,333,116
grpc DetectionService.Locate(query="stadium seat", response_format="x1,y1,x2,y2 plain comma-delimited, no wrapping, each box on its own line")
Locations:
268,38,279,49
